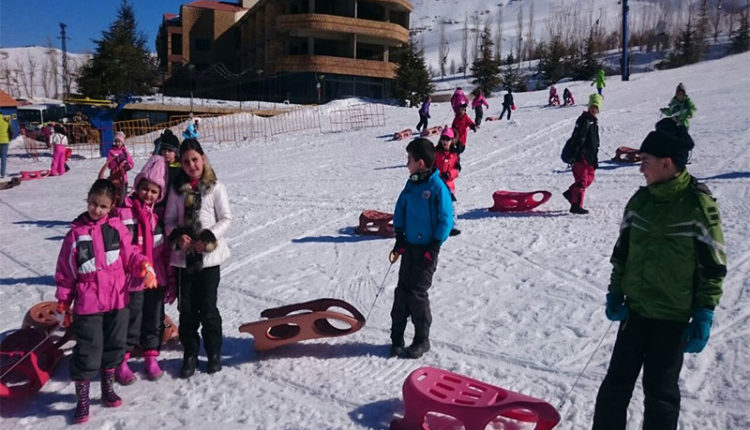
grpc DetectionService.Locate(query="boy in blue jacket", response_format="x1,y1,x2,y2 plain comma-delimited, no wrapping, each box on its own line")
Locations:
389,138,453,359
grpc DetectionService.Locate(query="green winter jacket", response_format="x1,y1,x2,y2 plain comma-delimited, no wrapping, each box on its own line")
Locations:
661,95,696,129
609,170,726,322
0,115,11,144
593,71,606,89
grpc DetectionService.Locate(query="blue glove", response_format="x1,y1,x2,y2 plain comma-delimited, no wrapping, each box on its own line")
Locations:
683,308,714,353
605,293,628,321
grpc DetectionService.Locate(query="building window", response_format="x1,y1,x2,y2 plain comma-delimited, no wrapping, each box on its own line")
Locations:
287,37,308,55
357,43,382,61
195,38,211,51
171,36,182,55
358,2,385,21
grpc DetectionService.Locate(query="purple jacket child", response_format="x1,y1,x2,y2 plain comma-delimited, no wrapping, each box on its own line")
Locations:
55,213,147,315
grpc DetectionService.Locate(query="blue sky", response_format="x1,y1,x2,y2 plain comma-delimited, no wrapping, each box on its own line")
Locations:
0,0,187,53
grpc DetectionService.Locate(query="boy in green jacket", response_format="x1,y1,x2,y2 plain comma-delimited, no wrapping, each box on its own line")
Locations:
660,82,697,129
592,120,726,430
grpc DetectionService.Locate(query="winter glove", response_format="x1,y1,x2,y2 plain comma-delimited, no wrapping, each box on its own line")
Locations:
141,262,158,289
660,107,670,115
682,308,714,353
424,241,440,264
471,125,477,132
390,232,406,263
56,301,73,327
441,171,450,181
605,293,628,321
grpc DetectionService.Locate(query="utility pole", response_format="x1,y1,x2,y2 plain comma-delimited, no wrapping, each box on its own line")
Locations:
59,23,71,97
621,0,630,81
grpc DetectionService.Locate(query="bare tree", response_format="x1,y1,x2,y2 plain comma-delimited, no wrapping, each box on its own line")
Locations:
710,1,723,41
495,6,504,60
439,21,448,77
450,59,456,75
472,14,481,64
462,14,469,76
517,5,524,62
526,1,535,60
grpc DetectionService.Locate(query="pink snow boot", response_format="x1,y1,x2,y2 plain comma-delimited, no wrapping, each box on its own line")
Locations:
143,350,163,380
115,352,136,385
101,368,122,407
73,379,90,424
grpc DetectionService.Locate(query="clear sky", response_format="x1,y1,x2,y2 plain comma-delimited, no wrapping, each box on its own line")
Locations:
0,0,187,53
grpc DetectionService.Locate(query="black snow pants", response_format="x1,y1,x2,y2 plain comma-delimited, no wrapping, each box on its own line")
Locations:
70,309,128,381
390,243,439,345
474,106,484,126
416,113,429,131
592,313,688,430
500,104,512,120
178,265,222,357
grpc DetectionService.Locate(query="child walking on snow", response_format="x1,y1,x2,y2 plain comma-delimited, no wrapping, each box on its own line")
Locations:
49,124,69,176
500,89,514,120
451,104,476,154
660,82,697,129
114,155,173,385
99,131,134,205
592,69,606,96
471,89,489,128
389,138,453,359
450,87,468,115
562,94,602,214
435,127,462,236
55,179,156,424
165,138,232,378
416,95,431,132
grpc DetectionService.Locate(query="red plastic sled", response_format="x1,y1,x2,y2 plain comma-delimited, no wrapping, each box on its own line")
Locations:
238,298,366,352
489,190,552,212
22,301,72,333
354,210,396,237
1,327,72,398
612,146,641,163
19,170,50,180
391,366,560,430
392,129,413,141
484,116,501,122
420,126,443,137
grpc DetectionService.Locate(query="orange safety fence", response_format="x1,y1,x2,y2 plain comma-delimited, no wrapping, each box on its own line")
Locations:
326,103,385,133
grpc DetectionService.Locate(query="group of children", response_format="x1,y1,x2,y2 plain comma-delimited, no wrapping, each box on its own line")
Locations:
55,131,232,423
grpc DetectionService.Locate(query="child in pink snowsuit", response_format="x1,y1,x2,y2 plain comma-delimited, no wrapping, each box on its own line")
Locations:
99,131,134,204
450,87,468,114
55,179,155,424
113,155,174,384
471,89,489,127
49,124,69,176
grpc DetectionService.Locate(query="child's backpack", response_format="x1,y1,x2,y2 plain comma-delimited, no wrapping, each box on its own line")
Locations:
560,137,577,164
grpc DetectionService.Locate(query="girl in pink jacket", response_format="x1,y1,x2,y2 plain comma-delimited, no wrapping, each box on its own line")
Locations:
470,89,489,128
55,179,155,424
113,155,173,384
99,131,134,204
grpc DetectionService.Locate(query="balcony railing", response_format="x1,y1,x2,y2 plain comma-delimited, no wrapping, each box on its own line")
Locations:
273,55,397,79
276,14,409,46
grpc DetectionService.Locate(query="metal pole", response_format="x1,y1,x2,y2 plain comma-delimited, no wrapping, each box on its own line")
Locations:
622,0,630,81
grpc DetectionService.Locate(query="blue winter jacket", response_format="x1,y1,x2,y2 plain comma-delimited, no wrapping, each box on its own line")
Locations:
182,123,199,139
394,169,453,245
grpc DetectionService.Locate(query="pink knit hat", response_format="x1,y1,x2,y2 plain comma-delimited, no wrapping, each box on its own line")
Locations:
440,126,454,140
133,155,167,203
114,131,126,143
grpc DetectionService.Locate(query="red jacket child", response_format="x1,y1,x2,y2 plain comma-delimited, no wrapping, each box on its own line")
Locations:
435,128,461,193
451,106,476,152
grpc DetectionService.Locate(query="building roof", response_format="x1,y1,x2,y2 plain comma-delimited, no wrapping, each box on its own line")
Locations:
0,89,19,108
163,13,178,20
186,1,247,12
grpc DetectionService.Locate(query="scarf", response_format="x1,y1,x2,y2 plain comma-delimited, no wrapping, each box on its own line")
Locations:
132,198,154,264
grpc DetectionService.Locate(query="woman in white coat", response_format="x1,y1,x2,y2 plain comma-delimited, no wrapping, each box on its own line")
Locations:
165,138,232,378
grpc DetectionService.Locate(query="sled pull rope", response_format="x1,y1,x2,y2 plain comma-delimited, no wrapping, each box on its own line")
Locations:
0,331,53,380
365,261,395,321
557,320,614,410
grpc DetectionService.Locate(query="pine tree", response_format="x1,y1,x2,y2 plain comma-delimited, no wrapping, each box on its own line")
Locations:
77,0,158,98
571,31,601,80
537,36,570,84
729,10,750,54
501,53,522,92
663,19,702,68
471,27,502,96
393,38,434,107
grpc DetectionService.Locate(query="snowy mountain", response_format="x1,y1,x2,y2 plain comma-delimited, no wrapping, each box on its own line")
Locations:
1,50,749,428
0,46,89,100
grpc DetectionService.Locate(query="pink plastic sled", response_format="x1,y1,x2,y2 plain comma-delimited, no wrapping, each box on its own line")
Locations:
238,298,366,352
354,210,396,237
612,146,641,163
19,170,50,180
392,129,413,141
420,126,443,137
489,190,552,212
391,366,561,430
485,116,501,122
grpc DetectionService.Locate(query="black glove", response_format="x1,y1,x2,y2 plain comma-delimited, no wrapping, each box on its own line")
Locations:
393,232,406,255
441,171,450,181
471,125,477,132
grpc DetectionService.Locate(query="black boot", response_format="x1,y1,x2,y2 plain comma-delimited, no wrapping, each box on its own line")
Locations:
206,354,222,374
389,338,405,357
405,339,430,359
449,228,461,236
562,189,572,204
570,205,589,215
179,354,198,379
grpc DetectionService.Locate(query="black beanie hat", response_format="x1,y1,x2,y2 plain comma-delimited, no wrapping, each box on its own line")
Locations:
160,131,180,155
639,119,695,169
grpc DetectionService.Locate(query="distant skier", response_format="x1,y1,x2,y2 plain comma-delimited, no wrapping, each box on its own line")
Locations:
470,88,489,128
500,89,514,120
548,85,560,106
451,104,476,154
561,94,602,214
450,87,468,115
416,95,431,132
563,88,575,106
592,69,606,96
660,82,696,129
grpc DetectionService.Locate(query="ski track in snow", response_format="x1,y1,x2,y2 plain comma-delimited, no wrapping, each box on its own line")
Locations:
1,53,750,429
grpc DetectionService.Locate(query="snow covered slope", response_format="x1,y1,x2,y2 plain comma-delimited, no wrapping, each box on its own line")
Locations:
1,52,749,429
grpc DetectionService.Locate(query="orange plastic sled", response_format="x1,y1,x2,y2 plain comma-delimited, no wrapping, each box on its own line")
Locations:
612,146,641,163
420,126,443,137
238,298,366,352
354,210,396,237
392,129,413,141
489,190,552,212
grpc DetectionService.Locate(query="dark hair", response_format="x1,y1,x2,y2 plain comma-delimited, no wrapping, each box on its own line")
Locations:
406,138,436,168
88,178,116,202
180,138,204,157
53,124,66,135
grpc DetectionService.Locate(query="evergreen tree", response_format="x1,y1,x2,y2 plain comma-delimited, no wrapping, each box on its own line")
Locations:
501,53,522,92
393,38,434,107
470,27,502,96
537,36,570,84
663,19,702,68
729,10,750,54
571,31,601,80
696,0,710,59
77,0,158,98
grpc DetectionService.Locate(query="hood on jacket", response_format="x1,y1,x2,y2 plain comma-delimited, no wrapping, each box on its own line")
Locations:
134,155,167,203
